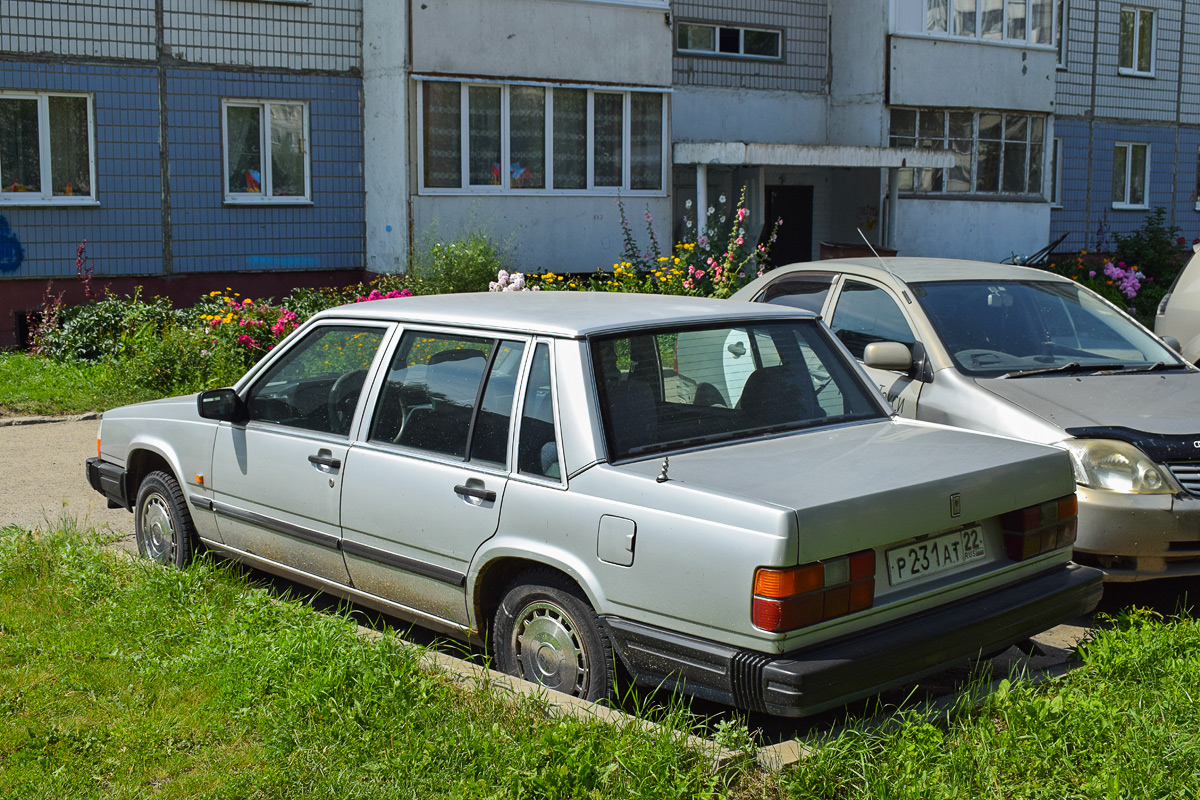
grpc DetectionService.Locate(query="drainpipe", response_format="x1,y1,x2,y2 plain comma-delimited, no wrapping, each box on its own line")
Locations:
696,164,708,238
887,167,899,250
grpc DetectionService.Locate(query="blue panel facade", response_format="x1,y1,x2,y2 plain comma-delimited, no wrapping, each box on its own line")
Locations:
165,69,365,275
1051,120,1200,252
0,59,163,280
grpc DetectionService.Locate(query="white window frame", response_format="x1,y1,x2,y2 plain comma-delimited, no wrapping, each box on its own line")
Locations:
890,107,1049,198
920,0,1056,47
1112,142,1150,209
676,23,783,59
221,99,312,205
416,80,668,197
1050,136,1064,207
1056,0,1068,67
1193,145,1200,212
0,91,97,207
1118,6,1155,77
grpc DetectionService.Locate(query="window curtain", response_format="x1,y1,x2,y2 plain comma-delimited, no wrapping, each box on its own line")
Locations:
630,94,662,191
509,87,545,189
468,86,501,186
423,82,462,188
269,103,304,197
552,89,586,189
0,98,41,192
226,105,262,193
593,93,623,188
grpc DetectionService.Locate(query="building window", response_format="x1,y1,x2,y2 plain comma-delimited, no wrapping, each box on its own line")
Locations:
222,100,310,204
417,81,666,194
1119,7,1154,75
677,23,782,59
1050,137,1063,207
924,0,1054,45
1112,142,1149,208
0,92,94,204
1056,0,1068,66
1195,146,1200,211
890,108,1046,197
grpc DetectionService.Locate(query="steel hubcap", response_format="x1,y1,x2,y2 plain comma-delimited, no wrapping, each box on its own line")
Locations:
140,494,174,561
512,601,587,696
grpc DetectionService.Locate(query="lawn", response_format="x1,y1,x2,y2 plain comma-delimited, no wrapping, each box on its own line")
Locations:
2,523,1199,799
0,353,159,417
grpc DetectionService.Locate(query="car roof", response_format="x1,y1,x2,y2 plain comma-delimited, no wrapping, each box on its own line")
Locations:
314,290,817,338
763,257,1072,286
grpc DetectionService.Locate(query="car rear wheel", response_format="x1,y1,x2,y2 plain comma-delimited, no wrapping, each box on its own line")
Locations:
493,572,613,703
135,470,198,568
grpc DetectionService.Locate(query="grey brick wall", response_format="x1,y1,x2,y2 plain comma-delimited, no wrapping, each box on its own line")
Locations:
164,0,361,72
0,0,157,60
672,0,828,93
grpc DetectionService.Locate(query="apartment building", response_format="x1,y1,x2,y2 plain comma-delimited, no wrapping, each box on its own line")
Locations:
1052,0,1200,250
0,0,366,347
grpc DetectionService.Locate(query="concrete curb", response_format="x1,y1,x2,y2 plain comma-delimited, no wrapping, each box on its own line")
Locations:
0,412,101,427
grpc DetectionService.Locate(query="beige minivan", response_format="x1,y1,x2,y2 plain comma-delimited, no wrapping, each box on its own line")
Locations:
1155,243,1200,363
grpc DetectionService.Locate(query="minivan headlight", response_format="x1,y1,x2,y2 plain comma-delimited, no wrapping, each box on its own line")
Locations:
1060,438,1174,494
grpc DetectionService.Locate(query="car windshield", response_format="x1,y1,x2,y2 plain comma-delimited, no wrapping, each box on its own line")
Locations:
591,320,886,461
911,280,1182,377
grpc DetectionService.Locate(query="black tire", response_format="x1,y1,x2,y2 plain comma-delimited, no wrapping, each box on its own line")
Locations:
492,571,614,703
134,470,199,568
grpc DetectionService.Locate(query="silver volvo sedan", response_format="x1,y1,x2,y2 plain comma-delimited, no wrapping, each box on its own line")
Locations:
87,292,1100,716
736,258,1200,583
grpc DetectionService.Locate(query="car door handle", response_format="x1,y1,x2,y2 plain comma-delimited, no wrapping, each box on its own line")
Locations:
454,484,496,502
308,453,342,470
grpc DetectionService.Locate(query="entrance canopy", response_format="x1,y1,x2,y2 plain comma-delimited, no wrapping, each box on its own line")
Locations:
673,142,956,169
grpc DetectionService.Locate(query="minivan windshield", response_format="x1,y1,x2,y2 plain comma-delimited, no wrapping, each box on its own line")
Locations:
912,280,1183,377
591,320,886,461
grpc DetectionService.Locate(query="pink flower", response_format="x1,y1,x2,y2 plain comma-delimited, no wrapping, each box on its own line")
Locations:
735,237,744,245
695,270,705,279
736,208,748,222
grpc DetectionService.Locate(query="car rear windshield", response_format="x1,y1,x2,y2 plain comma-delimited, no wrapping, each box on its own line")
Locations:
911,279,1181,376
591,320,885,461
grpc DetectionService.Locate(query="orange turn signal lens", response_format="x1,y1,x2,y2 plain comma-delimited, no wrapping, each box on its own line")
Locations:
752,550,876,633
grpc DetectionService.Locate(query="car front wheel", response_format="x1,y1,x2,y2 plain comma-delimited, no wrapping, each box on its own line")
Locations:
135,470,198,568
493,572,613,703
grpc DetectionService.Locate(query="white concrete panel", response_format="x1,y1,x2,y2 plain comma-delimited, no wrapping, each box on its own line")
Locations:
411,0,672,86
412,195,673,275
672,86,827,145
364,0,409,274
890,35,1057,112
895,198,1051,262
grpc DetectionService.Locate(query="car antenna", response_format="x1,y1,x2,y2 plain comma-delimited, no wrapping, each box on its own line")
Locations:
857,227,910,302
857,227,897,278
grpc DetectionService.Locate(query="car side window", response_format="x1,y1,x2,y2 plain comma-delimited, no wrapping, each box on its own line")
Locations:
369,332,524,465
245,325,386,436
829,280,916,359
517,343,560,479
758,273,836,313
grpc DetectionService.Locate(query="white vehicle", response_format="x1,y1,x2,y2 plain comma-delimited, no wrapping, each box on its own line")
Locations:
88,292,1101,715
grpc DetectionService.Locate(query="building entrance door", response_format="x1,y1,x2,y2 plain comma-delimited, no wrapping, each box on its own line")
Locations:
762,185,814,265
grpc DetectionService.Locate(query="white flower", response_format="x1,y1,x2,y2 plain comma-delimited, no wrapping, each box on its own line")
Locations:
685,199,693,209
707,207,715,215
718,195,727,204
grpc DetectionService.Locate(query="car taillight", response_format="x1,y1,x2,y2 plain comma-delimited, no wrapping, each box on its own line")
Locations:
1000,494,1078,561
752,550,875,633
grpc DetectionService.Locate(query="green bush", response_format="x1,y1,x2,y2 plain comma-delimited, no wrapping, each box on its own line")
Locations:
415,231,510,294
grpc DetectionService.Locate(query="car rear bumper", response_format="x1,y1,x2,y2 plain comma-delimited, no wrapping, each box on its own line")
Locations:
602,562,1103,717
86,457,131,511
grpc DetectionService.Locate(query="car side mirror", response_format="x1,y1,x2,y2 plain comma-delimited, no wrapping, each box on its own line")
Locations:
863,341,913,372
1162,335,1182,353
198,388,247,422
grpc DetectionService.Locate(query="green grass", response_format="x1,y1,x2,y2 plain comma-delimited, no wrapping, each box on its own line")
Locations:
0,353,160,416
3,524,1200,798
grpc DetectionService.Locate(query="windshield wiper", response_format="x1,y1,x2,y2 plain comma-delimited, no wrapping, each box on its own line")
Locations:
1098,361,1191,374
1000,362,1125,379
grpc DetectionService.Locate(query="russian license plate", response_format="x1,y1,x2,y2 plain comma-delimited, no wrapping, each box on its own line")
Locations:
886,526,986,586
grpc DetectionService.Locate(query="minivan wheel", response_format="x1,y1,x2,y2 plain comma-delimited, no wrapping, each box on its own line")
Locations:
135,470,198,568
493,572,613,703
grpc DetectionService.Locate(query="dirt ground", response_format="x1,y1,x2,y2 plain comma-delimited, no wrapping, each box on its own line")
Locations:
0,416,134,547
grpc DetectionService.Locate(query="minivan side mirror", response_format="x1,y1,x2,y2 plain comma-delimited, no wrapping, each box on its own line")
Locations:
863,341,914,372
1162,335,1182,353
198,388,247,422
